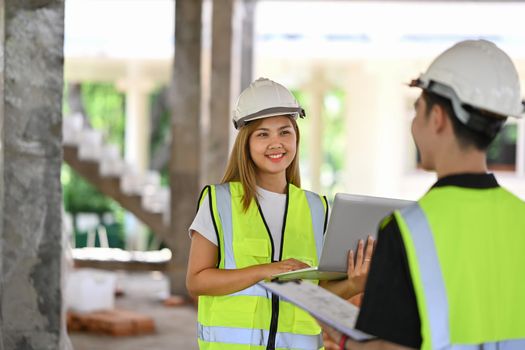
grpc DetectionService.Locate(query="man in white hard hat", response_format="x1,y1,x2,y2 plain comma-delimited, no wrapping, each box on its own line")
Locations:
325,40,525,349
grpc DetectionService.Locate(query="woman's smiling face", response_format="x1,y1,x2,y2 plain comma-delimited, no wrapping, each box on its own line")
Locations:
248,115,297,177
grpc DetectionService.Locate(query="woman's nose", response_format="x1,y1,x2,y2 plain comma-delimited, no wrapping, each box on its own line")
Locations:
268,143,283,150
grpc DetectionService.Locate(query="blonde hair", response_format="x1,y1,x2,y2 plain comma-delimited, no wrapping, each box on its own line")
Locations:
221,116,301,211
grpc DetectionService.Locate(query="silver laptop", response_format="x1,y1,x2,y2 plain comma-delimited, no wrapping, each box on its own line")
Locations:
273,193,414,281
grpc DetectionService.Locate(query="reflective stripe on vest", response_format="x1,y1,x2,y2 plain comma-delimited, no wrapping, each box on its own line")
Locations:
304,190,326,257
400,204,450,349
198,323,324,350
449,339,525,350
215,184,235,269
399,203,525,350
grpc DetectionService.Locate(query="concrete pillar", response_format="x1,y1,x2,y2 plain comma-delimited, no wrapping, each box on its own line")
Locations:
344,62,381,195
118,74,154,251
240,0,256,90
373,63,411,197
0,5,4,348
0,0,65,348
168,0,202,296
303,67,329,194
343,61,407,197
203,0,244,185
66,83,89,126
122,80,153,173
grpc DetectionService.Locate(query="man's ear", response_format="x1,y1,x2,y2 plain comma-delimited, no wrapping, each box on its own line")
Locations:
430,104,447,133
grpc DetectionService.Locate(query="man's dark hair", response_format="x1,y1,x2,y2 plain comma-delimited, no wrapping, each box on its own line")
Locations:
422,91,503,151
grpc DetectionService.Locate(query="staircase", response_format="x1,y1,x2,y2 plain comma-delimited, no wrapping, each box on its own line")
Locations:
63,114,171,242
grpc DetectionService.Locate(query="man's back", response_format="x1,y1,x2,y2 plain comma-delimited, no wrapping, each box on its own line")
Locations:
407,183,525,346
356,173,525,349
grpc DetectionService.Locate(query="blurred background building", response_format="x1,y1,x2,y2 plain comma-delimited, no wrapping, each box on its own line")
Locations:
1,1,524,349
62,0,525,258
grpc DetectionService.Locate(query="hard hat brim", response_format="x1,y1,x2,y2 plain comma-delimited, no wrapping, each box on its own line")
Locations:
408,77,525,119
234,106,305,129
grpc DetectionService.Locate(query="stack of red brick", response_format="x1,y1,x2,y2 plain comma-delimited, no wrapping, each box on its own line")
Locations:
67,309,155,336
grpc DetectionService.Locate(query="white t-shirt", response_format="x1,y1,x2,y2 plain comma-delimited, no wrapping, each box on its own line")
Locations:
189,186,286,261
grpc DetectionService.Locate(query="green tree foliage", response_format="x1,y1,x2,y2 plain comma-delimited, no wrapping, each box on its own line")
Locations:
81,83,126,152
487,123,517,169
62,83,126,247
149,87,171,161
149,87,171,185
62,82,125,213
62,164,114,214
293,88,345,199
322,89,345,196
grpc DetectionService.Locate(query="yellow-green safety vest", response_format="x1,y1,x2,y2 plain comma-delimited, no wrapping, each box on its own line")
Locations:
196,182,328,350
394,185,525,350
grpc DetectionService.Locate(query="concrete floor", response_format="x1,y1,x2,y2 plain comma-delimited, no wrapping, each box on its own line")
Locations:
69,271,198,350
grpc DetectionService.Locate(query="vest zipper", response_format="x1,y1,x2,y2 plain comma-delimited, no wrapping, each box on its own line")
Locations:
257,184,290,350
267,294,280,350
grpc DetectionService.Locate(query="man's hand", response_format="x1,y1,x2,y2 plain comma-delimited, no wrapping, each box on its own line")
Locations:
347,236,375,294
320,321,344,346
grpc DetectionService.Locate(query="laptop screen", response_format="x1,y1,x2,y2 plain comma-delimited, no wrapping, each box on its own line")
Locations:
318,193,414,272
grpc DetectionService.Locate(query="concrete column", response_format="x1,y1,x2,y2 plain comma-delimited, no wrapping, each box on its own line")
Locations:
203,0,244,185
118,75,154,251
343,62,382,195
168,0,202,296
0,4,4,349
343,61,408,197
303,67,329,193
122,80,153,172
0,1,65,349
373,62,410,197
240,0,256,90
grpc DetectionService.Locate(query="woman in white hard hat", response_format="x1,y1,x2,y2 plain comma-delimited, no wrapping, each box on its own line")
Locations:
186,78,371,350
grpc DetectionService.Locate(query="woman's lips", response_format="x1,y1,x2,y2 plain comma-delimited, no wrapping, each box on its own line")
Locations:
266,153,285,162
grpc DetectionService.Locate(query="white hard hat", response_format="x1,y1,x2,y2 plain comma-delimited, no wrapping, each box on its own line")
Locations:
410,39,524,119
232,77,305,129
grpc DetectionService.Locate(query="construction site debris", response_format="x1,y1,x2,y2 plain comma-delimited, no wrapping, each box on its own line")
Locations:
67,309,155,337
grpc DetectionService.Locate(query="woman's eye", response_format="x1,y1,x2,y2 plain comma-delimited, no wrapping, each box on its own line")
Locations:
280,130,290,135
257,132,268,137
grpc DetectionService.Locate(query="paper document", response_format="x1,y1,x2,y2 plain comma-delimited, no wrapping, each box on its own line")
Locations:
259,280,374,341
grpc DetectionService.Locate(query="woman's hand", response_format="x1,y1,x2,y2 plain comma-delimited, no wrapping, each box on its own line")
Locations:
347,236,375,295
258,259,310,280
187,232,311,296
